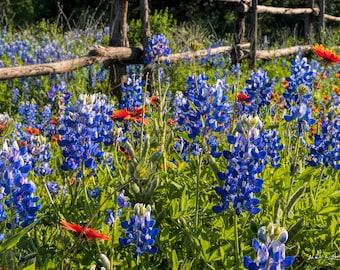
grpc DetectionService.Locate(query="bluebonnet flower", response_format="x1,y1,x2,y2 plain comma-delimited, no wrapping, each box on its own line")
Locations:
88,186,101,198
282,54,317,136
119,75,147,111
236,68,273,116
15,103,54,177
12,88,20,104
144,34,172,65
231,63,241,77
0,140,42,228
46,181,60,195
213,115,283,215
307,104,340,170
119,203,159,258
171,73,232,159
244,223,295,270
87,65,97,88
57,93,114,177
17,100,37,127
0,233,4,242
105,190,131,226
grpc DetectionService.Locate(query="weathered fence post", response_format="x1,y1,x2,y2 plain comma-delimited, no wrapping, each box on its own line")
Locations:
304,0,314,43
232,1,246,64
249,0,258,69
317,0,325,43
109,0,129,99
139,0,154,93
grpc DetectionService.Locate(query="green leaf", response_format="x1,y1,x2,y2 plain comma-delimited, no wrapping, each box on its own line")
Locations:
273,198,280,224
330,216,336,238
0,219,39,254
207,154,221,179
286,184,306,217
180,186,187,212
199,236,211,262
287,218,304,243
209,249,220,262
174,131,192,143
318,206,338,215
297,167,319,180
172,250,178,270
22,264,35,270
329,190,340,198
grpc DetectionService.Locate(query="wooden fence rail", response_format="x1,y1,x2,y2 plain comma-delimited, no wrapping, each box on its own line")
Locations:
215,0,340,68
0,0,339,97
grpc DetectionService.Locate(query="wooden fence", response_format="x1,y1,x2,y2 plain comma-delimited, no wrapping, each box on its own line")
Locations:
215,0,340,68
0,0,339,97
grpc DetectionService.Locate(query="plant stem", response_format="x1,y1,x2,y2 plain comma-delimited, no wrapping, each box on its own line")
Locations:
233,211,240,267
194,153,203,233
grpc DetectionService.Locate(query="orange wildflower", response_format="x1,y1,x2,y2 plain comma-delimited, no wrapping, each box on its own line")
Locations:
17,141,28,147
314,81,320,89
60,220,110,241
237,93,250,103
271,93,281,103
318,72,328,79
149,96,159,106
24,126,40,136
50,118,58,125
313,44,340,63
333,85,340,95
281,80,289,89
168,119,176,126
312,105,318,113
0,124,7,135
336,73,340,78
310,126,318,135
111,107,149,125
322,96,331,102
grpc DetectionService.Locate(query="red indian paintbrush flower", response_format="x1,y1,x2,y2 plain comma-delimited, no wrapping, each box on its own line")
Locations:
60,220,110,241
237,93,250,103
313,44,340,63
111,107,149,125
24,126,40,136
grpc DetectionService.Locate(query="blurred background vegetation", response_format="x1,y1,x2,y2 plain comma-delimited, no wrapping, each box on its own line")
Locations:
1,0,340,42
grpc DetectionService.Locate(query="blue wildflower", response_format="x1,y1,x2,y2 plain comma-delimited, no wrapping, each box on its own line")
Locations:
307,107,340,170
236,68,274,116
281,54,317,136
244,223,295,270
88,186,101,198
0,140,41,228
46,181,60,195
105,191,131,226
144,34,172,65
171,74,232,160
119,203,159,258
57,93,114,176
213,115,283,215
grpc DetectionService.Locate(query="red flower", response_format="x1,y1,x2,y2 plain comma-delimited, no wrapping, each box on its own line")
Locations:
60,220,110,241
149,95,159,106
281,80,289,89
237,93,250,103
111,108,149,125
24,126,40,136
313,44,340,63
49,118,58,125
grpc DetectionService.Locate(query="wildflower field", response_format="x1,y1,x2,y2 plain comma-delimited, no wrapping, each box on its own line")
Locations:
0,23,339,270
